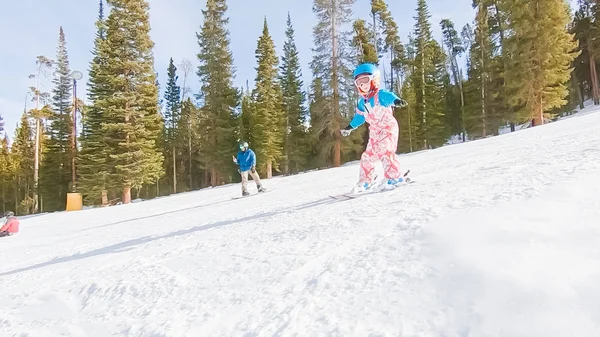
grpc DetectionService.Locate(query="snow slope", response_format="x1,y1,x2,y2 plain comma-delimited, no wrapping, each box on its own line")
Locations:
2,106,600,336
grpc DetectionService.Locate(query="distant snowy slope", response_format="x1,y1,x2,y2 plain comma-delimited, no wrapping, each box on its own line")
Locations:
1,106,600,336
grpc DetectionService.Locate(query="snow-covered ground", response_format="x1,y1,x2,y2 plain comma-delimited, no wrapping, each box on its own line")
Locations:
2,105,600,336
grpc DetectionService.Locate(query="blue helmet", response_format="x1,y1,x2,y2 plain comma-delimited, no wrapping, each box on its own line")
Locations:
353,63,380,79
353,63,381,98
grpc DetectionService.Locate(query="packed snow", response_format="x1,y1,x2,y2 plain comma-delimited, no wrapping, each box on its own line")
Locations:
2,106,600,336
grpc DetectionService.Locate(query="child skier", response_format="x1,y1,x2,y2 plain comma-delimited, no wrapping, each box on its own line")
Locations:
232,141,266,196
340,63,408,193
0,211,19,237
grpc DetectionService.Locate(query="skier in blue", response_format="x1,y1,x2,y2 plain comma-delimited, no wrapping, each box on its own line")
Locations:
232,141,266,196
340,63,409,193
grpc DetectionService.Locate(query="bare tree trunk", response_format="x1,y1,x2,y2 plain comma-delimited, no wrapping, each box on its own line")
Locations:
210,167,217,187
33,117,40,212
172,145,177,193
331,0,341,167
480,28,487,137
421,51,427,149
1,177,5,213
267,161,273,179
122,185,131,204
284,114,289,175
533,94,544,126
408,107,413,152
457,67,466,142
588,41,599,105
102,190,108,206
574,73,584,110
188,122,193,189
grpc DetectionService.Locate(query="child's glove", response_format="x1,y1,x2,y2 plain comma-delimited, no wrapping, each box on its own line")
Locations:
251,166,256,173
394,98,408,108
232,155,237,164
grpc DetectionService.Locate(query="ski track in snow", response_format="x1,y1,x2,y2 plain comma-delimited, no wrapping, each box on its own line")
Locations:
2,108,600,336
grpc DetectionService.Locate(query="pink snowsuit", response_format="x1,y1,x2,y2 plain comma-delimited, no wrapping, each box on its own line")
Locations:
0,217,19,236
347,89,403,183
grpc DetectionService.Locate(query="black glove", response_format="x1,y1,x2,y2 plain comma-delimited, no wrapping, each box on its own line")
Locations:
394,98,408,108
251,166,256,173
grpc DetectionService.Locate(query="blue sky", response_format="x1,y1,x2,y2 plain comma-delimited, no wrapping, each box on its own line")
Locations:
0,0,510,139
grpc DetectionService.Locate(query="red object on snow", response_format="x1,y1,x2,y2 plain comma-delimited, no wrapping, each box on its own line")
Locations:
0,217,19,233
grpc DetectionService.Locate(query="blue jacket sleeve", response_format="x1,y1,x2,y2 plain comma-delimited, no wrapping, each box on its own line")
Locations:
378,90,407,107
378,90,400,107
348,99,366,129
250,150,256,167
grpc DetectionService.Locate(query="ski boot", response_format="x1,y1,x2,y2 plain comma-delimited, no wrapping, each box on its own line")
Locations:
350,178,377,194
242,190,250,197
377,170,411,191
257,184,266,193
380,177,404,190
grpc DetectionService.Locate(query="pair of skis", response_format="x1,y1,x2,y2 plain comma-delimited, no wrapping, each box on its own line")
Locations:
329,170,414,201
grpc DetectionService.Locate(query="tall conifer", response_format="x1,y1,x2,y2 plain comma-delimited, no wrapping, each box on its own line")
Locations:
41,26,73,211
504,0,578,125
311,0,356,167
279,13,309,174
79,0,110,205
195,0,240,185
251,18,284,178
97,0,164,203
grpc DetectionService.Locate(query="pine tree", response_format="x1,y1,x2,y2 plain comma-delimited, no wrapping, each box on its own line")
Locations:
41,26,73,211
351,19,378,64
311,0,356,167
163,57,181,193
279,13,309,174
27,55,54,213
251,18,284,178
79,0,111,205
570,1,600,106
195,0,241,186
463,1,505,138
11,113,35,214
307,77,330,168
371,0,406,91
440,19,466,141
0,135,13,213
177,98,200,190
411,0,448,149
240,84,254,145
429,42,451,146
97,0,164,203
504,0,578,125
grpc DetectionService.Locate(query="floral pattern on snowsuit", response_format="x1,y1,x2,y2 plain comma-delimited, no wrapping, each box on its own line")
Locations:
348,90,402,184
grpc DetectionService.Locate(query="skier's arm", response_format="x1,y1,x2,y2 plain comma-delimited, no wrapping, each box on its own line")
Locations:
341,101,366,135
347,113,366,129
380,90,408,108
250,150,257,172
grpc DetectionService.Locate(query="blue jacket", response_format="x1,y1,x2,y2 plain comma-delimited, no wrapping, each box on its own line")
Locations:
236,149,256,172
349,89,402,129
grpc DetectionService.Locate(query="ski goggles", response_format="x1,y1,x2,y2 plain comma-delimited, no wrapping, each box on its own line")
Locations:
354,74,373,87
